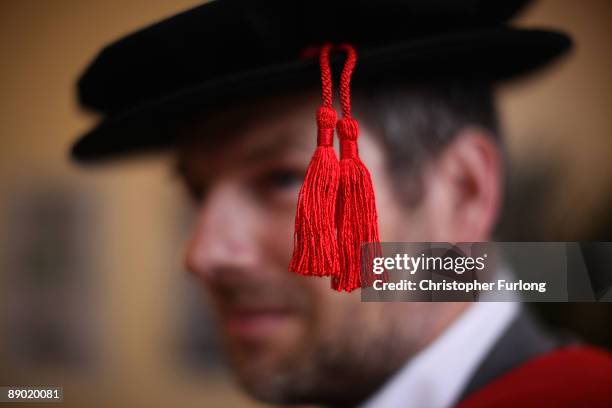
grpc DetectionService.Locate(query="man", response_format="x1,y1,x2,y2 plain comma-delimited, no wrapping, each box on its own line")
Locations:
71,0,612,407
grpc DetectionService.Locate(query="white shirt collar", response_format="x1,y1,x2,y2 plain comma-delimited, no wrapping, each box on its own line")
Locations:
360,302,519,408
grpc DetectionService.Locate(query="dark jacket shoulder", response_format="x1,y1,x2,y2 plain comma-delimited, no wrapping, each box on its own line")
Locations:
456,345,612,408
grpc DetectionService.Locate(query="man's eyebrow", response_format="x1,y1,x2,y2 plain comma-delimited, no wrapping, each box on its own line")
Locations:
238,133,312,165
171,159,190,181
171,131,312,180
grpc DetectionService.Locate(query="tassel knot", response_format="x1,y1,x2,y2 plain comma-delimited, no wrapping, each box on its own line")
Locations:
336,117,359,141
337,117,359,159
317,106,337,146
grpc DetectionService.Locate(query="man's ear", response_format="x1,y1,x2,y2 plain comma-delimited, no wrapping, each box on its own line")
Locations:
422,129,503,242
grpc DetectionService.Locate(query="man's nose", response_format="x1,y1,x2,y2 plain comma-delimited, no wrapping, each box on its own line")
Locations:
184,184,259,280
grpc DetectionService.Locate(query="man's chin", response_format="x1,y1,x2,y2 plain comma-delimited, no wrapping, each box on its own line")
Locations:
231,356,356,407
227,348,302,404
218,323,319,404
221,325,374,407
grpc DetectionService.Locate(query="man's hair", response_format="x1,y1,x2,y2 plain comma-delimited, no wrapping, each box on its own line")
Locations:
352,78,501,207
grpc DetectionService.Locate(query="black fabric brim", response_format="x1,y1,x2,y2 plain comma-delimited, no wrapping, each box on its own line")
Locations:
71,27,572,163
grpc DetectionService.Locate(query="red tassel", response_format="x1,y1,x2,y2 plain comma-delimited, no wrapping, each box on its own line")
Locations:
289,45,340,277
290,107,340,276
333,118,381,291
332,44,381,292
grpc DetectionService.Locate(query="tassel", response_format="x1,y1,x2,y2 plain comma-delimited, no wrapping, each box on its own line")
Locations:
332,44,381,292
333,118,381,291
289,45,340,277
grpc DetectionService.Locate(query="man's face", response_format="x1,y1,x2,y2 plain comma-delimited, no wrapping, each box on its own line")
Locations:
176,91,479,404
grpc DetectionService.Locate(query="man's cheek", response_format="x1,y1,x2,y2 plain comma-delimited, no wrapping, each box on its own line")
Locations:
313,287,370,343
262,211,297,263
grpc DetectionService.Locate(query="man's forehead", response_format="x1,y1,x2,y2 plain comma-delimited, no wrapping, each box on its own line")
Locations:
176,90,319,173
179,89,318,143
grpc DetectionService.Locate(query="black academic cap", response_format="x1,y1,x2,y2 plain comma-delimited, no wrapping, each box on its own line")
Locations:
71,0,572,162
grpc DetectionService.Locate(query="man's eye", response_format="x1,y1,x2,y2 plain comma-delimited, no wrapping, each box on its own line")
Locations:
254,168,303,197
185,183,207,204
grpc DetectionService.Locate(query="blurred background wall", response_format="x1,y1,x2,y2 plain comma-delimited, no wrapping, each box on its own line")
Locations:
0,1,610,407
